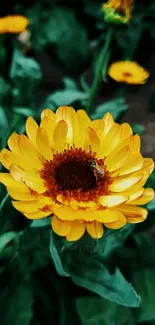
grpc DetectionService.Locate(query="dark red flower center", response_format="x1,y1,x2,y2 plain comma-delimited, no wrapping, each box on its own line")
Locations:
40,148,112,202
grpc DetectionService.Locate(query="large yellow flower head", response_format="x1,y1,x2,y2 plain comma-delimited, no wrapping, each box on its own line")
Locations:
102,0,134,23
108,61,149,84
0,107,154,241
0,15,29,34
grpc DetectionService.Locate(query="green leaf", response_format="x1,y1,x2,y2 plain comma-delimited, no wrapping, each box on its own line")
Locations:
32,7,89,69
10,49,42,107
0,77,11,106
147,198,155,210
0,231,18,253
30,218,51,228
50,233,70,277
70,260,140,307
41,89,88,110
1,277,34,325
96,225,135,259
92,97,128,120
63,77,77,90
0,106,8,140
132,269,155,322
76,296,135,325
131,123,145,135
13,107,35,118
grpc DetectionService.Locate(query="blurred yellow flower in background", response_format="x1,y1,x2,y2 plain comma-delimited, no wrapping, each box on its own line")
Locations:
102,0,134,23
0,106,154,241
108,61,149,84
0,15,29,34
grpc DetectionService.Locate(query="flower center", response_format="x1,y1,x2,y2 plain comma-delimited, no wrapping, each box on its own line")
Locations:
123,72,132,78
40,148,112,202
55,160,96,192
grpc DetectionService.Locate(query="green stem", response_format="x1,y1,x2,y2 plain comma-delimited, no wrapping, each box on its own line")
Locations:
87,29,113,115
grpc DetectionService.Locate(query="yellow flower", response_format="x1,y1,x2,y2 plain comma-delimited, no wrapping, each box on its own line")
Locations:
0,106,154,241
0,15,29,34
102,0,134,22
108,61,149,84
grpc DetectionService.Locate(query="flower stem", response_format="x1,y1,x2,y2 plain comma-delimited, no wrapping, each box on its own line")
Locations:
87,29,113,115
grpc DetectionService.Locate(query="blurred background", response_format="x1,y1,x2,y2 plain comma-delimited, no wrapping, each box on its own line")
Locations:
1,1,155,325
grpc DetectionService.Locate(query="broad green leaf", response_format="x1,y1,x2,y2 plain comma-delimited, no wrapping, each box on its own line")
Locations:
50,233,70,277
10,49,42,85
69,260,140,307
147,198,155,210
63,77,77,90
76,296,135,325
132,269,155,322
41,89,88,110
0,106,8,140
0,77,11,106
30,218,51,228
1,277,34,325
0,231,18,252
92,97,128,120
96,224,135,259
13,107,35,118
10,49,42,107
131,124,145,135
31,7,89,69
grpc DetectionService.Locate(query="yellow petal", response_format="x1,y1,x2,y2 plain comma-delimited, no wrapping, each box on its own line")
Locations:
86,221,104,239
90,120,105,138
55,106,78,146
142,158,154,174
53,120,68,151
84,127,100,153
132,134,141,152
110,173,143,192
52,206,120,223
52,215,71,236
102,112,114,136
0,173,26,188
76,109,91,147
12,200,46,213
112,154,143,177
66,220,85,241
125,189,144,203
98,194,128,207
41,108,55,120
0,148,32,171
100,123,122,157
36,128,53,160
118,204,147,223
18,134,44,170
121,123,132,140
40,116,55,146
10,165,45,193
105,145,130,172
7,132,20,154
26,116,38,144
104,211,126,229
24,210,51,219
7,187,38,201
131,172,150,190
128,188,154,205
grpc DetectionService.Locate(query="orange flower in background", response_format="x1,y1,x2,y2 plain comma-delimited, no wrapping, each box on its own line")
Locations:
0,15,29,34
108,61,149,84
103,0,134,22
0,107,154,241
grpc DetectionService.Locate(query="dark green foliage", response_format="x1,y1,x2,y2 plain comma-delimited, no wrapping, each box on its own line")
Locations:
0,0,155,324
